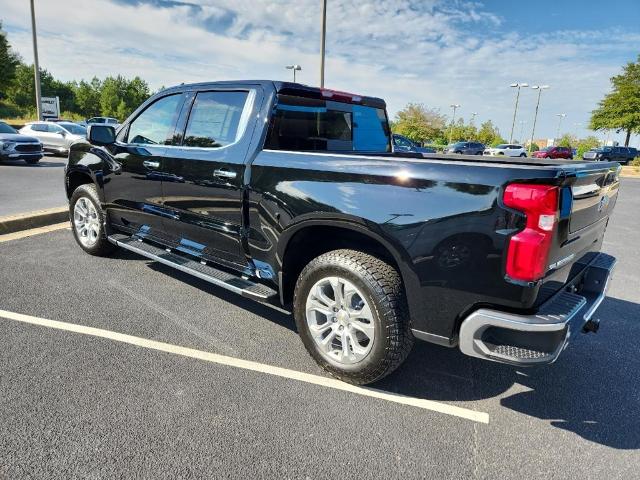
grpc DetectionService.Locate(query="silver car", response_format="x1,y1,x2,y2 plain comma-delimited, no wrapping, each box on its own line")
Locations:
19,121,87,156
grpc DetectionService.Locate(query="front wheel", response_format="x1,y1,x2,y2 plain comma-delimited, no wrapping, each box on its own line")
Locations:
25,158,40,165
70,183,116,256
293,249,413,385
519,153,526,157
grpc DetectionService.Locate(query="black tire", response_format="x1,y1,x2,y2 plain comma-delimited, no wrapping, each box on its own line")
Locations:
69,183,116,256
293,249,413,385
25,158,39,165
519,153,526,157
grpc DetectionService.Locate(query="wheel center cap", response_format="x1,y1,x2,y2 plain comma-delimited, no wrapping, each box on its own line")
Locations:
337,309,349,325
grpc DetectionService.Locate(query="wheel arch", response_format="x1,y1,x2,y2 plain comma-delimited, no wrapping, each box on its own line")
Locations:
277,218,416,308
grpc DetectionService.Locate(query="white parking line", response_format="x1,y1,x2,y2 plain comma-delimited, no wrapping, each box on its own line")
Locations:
0,309,489,424
0,222,70,243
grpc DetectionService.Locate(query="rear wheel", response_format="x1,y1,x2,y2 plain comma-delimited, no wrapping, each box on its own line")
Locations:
70,183,116,256
293,249,413,385
25,158,39,165
519,153,526,157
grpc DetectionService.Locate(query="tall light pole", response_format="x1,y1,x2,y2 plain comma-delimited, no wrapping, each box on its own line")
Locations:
470,112,478,124
528,85,550,153
30,0,42,120
509,82,528,143
449,104,460,144
518,120,527,144
319,0,327,87
285,64,302,82
555,113,566,142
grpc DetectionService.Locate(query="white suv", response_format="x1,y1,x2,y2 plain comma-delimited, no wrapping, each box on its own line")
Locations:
484,144,527,157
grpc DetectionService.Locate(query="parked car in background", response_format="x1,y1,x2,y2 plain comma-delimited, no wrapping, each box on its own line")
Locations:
583,146,637,165
531,145,573,160
392,134,436,153
20,121,87,156
443,141,485,155
86,117,120,127
0,121,44,164
484,144,527,157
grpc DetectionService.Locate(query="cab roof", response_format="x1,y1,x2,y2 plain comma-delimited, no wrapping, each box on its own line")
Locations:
160,80,387,109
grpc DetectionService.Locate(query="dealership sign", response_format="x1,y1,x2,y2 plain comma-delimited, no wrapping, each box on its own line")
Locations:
41,96,60,119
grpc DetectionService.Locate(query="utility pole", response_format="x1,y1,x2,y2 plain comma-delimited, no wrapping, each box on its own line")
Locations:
449,104,460,144
528,85,549,153
509,83,528,143
30,0,42,120
555,113,566,143
319,0,327,87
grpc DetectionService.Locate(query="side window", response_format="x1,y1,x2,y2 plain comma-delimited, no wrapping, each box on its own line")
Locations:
47,124,63,133
183,91,249,148
127,94,183,145
30,124,44,132
394,135,411,148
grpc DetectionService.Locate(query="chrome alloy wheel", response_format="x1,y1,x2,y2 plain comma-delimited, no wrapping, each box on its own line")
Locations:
73,197,101,248
305,276,375,364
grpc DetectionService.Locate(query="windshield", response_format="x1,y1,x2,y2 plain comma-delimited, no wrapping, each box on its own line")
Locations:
495,144,508,149
0,122,17,134
60,123,87,135
541,147,554,152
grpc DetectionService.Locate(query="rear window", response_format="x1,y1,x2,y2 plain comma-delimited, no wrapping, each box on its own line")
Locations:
265,94,390,152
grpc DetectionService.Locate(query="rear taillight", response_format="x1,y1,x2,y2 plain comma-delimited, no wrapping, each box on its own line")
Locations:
503,183,559,282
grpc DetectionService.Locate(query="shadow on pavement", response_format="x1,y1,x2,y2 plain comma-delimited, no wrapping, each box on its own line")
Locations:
114,250,640,449
0,159,66,168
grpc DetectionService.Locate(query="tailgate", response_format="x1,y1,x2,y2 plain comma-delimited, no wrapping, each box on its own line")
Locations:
569,166,618,233
537,162,619,304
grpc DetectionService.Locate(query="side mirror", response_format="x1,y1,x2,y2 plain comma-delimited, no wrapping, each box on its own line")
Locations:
87,124,116,146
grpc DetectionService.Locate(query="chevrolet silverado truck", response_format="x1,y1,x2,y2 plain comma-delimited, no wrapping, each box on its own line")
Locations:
64,81,619,385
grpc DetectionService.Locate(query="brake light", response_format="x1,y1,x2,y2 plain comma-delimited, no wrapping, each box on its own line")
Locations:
503,184,559,282
321,88,362,103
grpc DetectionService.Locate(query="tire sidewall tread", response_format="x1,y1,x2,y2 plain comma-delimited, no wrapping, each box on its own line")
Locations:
293,249,413,385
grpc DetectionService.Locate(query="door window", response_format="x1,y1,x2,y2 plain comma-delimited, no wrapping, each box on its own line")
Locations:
183,91,250,148
31,123,47,132
127,94,183,145
394,136,412,148
47,124,64,133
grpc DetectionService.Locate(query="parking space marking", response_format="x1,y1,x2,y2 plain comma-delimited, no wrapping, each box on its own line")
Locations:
0,222,70,243
0,308,489,424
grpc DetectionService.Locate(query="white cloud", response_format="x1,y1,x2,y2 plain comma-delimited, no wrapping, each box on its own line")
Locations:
1,0,638,144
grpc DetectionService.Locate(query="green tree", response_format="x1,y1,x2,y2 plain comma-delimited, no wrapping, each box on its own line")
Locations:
590,55,640,146
392,103,447,143
575,135,601,159
447,118,478,143
73,78,102,118
476,120,504,146
0,22,21,99
556,133,578,148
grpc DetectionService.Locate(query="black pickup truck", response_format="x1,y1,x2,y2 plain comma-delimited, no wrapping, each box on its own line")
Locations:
65,80,619,385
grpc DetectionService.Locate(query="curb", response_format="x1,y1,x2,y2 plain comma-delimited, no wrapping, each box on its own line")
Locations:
0,207,69,235
620,166,640,178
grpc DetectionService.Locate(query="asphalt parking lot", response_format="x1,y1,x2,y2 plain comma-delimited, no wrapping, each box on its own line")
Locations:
0,158,67,216
0,179,639,478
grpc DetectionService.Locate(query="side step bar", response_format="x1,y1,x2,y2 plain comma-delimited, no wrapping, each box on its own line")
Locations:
108,233,278,303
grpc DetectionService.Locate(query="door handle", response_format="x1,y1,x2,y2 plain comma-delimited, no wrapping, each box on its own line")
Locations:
213,168,237,180
142,160,160,169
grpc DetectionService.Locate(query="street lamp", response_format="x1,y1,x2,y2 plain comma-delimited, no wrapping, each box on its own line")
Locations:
285,64,302,82
30,0,42,120
470,112,478,124
320,0,327,87
509,82,528,143
518,120,527,144
555,113,566,143
528,85,550,153
449,104,460,144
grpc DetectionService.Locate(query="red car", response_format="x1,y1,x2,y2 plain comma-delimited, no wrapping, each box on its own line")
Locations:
532,146,573,159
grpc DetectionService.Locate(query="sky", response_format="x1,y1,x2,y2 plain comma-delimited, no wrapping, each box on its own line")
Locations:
1,0,639,144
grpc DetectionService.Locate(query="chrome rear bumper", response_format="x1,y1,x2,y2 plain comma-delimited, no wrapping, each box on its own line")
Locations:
459,253,616,365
